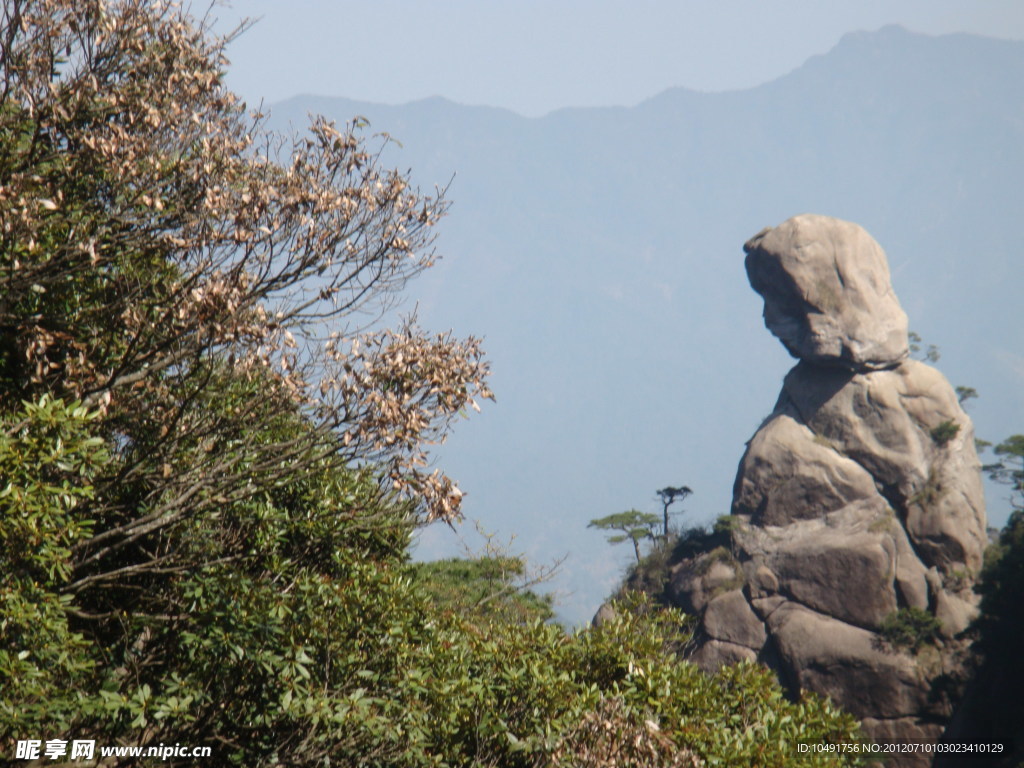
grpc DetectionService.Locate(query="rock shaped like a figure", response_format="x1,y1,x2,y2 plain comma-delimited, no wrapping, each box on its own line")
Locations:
744,214,909,370
672,215,986,766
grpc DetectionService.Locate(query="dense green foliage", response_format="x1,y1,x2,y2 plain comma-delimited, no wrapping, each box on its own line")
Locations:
930,419,961,446
0,396,111,733
409,556,555,626
2,415,867,765
878,608,943,653
0,404,868,764
0,1,867,765
936,510,1024,766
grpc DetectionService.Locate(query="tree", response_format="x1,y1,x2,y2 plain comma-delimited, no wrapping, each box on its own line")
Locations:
955,385,979,406
983,435,1024,511
409,522,561,627
943,508,1024,767
655,484,692,537
908,330,940,363
589,510,662,562
1,0,489,757
1,0,491,518
1,0,492,617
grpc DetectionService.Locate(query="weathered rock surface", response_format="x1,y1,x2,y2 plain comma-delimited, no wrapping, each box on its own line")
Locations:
702,588,767,648
666,551,741,615
670,216,985,766
689,638,757,670
591,601,617,627
732,412,878,525
744,214,909,370
781,360,988,572
750,510,900,630
765,601,929,718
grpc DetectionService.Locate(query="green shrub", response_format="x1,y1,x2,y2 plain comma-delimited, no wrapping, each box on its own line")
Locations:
2,425,867,765
618,534,679,599
713,514,742,535
879,608,943,652
0,396,110,736
930,420,961,446
408,556,555,626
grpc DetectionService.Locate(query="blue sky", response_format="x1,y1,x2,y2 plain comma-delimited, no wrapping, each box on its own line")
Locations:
216,0,1024,117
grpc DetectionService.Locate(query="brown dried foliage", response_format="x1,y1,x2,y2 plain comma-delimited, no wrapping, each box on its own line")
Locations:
1,0,491,598
542,697,704,768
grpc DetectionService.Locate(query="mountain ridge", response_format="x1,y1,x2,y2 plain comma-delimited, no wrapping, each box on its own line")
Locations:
265,25,1024,626
271,26,1024,120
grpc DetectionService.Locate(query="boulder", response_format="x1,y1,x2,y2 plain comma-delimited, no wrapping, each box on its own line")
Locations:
750,595,786,620
734,499,902,629
733,411,878,526
768,525,898,630
925,568,979,638
690,639,757,673
670,216,986,760
702,589,767,649
892,525,930,611
782,359,987,572
667,551,741,615
746,564,779,598
591,601,617,628
744,214,909,370
766,601,927,719
933,590,978,639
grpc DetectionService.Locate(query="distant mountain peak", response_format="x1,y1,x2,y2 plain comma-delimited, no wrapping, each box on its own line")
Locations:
840,22,914,40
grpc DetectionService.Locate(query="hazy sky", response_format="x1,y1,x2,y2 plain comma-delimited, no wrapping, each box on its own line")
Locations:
210,2,1024,624
216,0,1024,117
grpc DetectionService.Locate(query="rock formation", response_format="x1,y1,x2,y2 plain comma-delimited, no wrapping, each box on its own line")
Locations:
672,214,986,763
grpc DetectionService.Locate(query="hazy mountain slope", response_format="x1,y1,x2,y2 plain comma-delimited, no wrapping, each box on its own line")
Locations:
266,25,1024,624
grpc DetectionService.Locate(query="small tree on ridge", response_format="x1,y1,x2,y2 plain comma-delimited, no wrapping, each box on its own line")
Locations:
656,485,693,538
589,510,662,563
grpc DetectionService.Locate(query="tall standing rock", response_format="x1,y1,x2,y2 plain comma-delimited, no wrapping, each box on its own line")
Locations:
745,214,910,370
670,215,986,765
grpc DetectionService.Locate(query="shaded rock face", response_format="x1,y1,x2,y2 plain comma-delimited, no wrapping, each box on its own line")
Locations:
675,215,985,764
